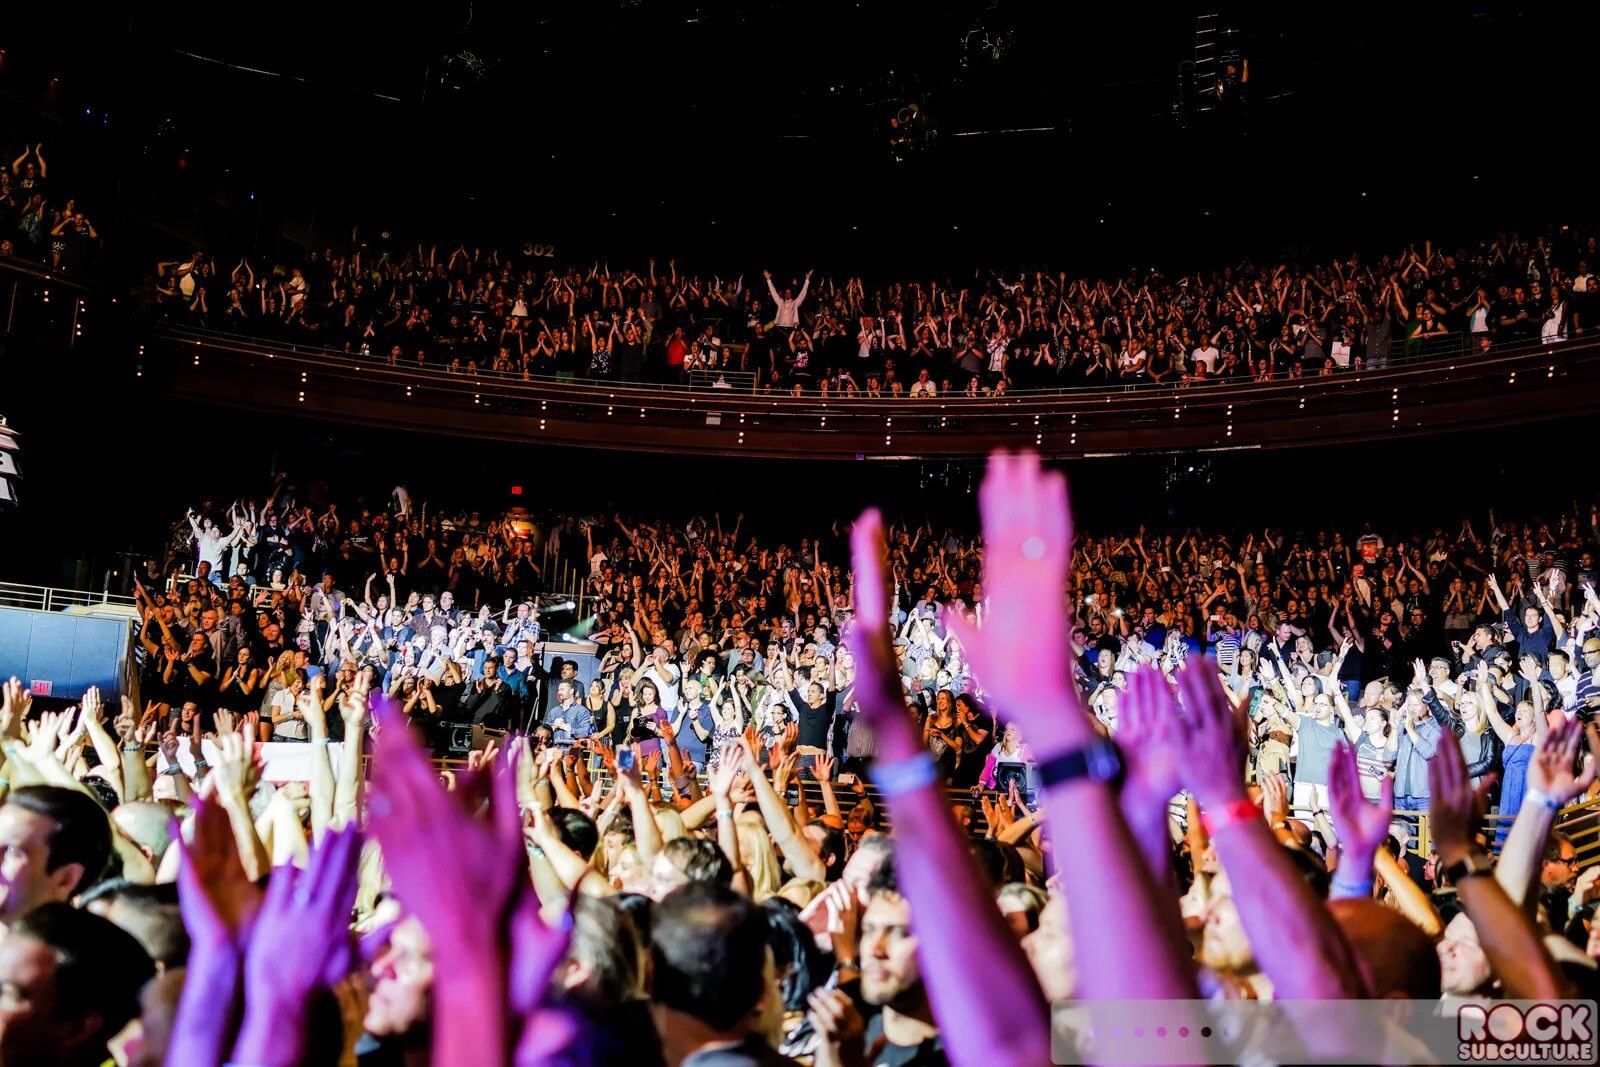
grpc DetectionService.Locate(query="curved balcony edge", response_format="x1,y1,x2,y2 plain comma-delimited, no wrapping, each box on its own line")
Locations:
141,324,1600,460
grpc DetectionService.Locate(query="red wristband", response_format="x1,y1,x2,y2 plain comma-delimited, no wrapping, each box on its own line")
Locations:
1199,798,1260,837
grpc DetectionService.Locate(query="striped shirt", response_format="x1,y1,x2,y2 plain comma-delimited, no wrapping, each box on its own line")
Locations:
1575,669,1600,715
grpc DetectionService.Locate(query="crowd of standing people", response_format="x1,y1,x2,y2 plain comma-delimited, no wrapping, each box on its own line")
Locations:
141,225,1597,399
3,452,1600,1067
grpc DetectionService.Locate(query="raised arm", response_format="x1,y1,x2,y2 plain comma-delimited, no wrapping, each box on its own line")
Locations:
333,673,371,827
1431,728,1574,998
299,678,338,842
849,506,1057,1067
1496,718,1599,910
736,739,826,882
1171,662,1370,997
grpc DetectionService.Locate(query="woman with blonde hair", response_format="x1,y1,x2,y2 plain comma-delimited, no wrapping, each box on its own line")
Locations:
736,815,782,901
1454,691,1501,790
652,806,687,844
258,650,300,740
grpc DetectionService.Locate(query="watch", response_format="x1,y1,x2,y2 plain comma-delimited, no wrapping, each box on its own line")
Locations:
1036,738,1123,789
1443,852,1494,883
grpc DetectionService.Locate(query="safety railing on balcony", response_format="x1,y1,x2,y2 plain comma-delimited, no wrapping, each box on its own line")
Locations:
141,316,1520,405
0,581,137,614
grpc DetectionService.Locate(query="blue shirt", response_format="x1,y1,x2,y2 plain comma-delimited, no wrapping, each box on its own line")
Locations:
544,701,594,744
675,702,716,766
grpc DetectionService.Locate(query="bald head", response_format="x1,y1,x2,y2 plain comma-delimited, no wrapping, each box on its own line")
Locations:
111,802,176,866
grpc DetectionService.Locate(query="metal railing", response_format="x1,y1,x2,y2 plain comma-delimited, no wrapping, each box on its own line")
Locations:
0,581,137,614
144,315,1580,413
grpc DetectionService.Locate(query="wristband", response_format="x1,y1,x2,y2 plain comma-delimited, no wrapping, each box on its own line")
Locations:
120,745,142,753
1199,798,1261,837
716,808,734,821
313,738,331,746
192,760,209,771
1524,788,1562,813
1329,875,1376,900
1035,738,1123,790
871,753,940,796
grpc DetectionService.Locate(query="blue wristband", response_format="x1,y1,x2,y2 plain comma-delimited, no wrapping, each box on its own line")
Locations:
872,753,940,797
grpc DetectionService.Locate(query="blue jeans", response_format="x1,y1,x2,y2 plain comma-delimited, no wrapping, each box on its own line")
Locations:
1394,795,1429,811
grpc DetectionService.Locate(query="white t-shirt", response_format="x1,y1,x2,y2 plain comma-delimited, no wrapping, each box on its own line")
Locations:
271,689,307,740
1330,339,1352,368
640,662,682,711
196,528,228,572
1191,345,1219,372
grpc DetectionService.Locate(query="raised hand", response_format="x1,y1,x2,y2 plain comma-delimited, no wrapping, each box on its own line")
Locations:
773,750,799,796
177,797,264,954
944,453,1087,754
466,737,502,774
0,678,28,742
707,742,743,797
1259,772,1291,827
1172,657,1251,810
340,672,372,737
301,676,330,739
231,828,362,1064
1326,743,1393,860
1526,718,1600,806
160,726,181,768
80,685,102,727
367,700,526,966
211,732,261,811
813,751,835,783
1117,666,1182,819
807,987,865,1067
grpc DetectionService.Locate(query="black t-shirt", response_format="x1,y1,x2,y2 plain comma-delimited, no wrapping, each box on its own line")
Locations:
174,650,219,708
791,688,837,750
862,1012,948,1067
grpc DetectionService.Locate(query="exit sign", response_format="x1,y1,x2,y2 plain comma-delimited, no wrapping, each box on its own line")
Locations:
28,680,52,697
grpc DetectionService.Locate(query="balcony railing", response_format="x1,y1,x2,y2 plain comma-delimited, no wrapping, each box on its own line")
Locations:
137,317,1600,459
0,581,137,614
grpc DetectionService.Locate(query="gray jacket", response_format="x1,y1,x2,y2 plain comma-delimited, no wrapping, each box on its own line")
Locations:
1392,690,1458,800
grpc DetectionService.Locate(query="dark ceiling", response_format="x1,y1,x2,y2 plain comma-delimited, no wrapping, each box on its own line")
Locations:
0,2,1589,273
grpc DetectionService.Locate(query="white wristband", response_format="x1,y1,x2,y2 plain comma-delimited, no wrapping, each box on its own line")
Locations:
1523,788,1562,813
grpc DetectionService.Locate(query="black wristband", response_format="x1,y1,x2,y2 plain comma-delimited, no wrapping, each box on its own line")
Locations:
1035,739,1123,789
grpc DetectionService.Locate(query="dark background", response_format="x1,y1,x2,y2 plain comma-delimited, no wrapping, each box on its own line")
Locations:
0,4,1594,588
0,3,1592,276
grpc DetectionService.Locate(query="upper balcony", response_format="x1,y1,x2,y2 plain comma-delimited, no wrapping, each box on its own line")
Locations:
3,256,1596,460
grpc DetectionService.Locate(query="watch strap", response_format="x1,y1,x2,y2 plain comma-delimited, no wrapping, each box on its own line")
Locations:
1443,852,1494,882
1036,739,1123,789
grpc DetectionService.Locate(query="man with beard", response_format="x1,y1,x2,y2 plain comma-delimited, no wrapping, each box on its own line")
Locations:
856,863,946,1067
